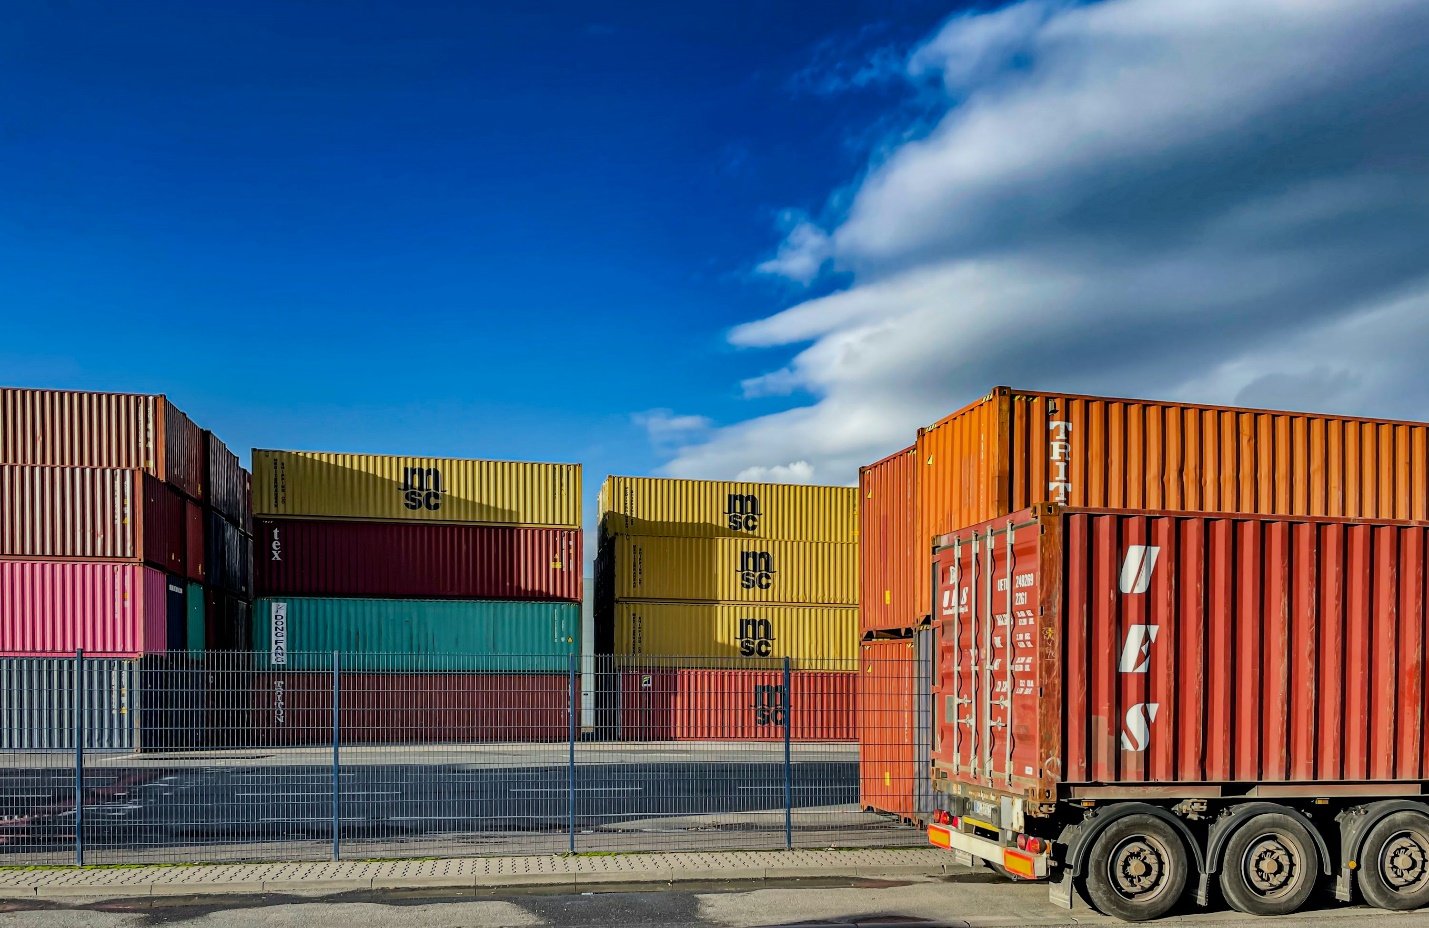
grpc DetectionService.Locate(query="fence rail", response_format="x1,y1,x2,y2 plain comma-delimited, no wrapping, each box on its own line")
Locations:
0,650,926,865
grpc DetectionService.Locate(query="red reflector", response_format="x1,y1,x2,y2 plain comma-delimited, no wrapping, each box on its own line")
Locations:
1026,837,1044,854
951,816,960,829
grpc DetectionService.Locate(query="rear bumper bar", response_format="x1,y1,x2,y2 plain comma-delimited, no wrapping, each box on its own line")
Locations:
927,824,1048,879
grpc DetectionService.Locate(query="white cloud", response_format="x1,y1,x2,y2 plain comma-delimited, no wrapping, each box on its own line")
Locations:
735,461,817,484
661,0,1429,484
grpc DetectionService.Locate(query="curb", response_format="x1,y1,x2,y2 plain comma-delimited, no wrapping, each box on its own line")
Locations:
3,861,953,901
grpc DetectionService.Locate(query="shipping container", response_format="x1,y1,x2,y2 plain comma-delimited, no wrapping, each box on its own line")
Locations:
0,656,136,750
205,588,253,652
253,518,581,601
249,597,578,672
184,499,205,583
0,466,185,573
912,388,1429,621
204,432,252,532
616,667,856,742
598,475,858,542
926,504,1429,918
604,535,857,605
0,561,170,656
856,629,940,824
0,388,205,501
247,671,570,745
186,581,204,653
859,447,918,635
205,509,252,599
604,601,858,666
251,449,581,526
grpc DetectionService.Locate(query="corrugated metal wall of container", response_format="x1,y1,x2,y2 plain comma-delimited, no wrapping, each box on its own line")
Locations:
204,432,253,533
607,535,858,605
250,597,578,672
606,602,858,666
598,476,858,542
0,561,170,656
254,518,581,601
858,447,918,635
251,450,580,526
617,668,856,742
0,389,206,501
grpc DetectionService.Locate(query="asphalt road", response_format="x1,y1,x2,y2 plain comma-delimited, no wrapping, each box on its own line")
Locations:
2,872,1423,928
0,751,908,863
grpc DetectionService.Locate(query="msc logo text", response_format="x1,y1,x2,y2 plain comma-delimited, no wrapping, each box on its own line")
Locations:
753,683,788,726
726,493,760,532
401,467,444,511
738,551,776,590
736,617,776,657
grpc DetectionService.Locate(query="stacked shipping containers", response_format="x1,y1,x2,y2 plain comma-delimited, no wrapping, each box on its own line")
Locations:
249,450,581,744
858,386,1429,823
0,388,254,748
595,476,859,741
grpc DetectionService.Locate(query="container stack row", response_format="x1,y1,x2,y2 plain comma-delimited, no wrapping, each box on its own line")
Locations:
858,385,1429,824
0,388,254,658
594,476,859,741
248,449,582,744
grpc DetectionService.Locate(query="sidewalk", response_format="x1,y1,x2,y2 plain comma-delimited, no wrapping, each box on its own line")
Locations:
0,847,957,899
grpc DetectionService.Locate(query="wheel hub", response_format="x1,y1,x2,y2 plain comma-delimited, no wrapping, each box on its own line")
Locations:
1111,839,1166,898
1244,836,1297,895
1382,834,1429,891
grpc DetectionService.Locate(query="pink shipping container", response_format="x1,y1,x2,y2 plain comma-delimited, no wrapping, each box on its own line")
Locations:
253,519,581,600
0,388,205,501
0,465,186,573
0,561,169,656
618,669,856,742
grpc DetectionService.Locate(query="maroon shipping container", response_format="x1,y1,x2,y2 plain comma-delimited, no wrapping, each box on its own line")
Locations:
860,446,919,635
204,431,252,533
0,388,205,501
0,465,185,572
184,499,205,582
254,519,582,600
618,669,856,742
0,560,169,656
248,672,570,744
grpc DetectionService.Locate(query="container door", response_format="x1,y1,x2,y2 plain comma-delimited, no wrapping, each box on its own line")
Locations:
166,576,187,652
934,520,1043,791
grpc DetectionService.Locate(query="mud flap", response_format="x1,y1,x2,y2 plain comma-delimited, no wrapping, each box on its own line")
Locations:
1049,868,1075,909
1195,872,1210,907
1335,868,1355,903
952,849,975,868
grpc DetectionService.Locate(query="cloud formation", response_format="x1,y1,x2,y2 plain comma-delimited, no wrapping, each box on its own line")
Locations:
661,0,1429,485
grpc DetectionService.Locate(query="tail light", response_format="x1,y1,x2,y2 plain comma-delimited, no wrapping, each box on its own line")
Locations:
1016,835,1045,854
1016,834,1028,851
933,810,951,825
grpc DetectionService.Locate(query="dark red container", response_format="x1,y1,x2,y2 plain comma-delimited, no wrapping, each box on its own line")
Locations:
934,504,1429,801
248,672,570,744
184,499,205,582
254,519,582,601
618,669,856,742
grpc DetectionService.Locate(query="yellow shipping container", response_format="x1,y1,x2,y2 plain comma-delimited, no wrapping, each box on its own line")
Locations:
608,534,857,605
611,601,858,666
598,476,857,542
252,450,581,526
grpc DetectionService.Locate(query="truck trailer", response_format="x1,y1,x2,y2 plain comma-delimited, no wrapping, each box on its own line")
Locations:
925,503,1429,920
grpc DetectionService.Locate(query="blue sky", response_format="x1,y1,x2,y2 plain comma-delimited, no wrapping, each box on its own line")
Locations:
0,0,952,512
5,0,1429,528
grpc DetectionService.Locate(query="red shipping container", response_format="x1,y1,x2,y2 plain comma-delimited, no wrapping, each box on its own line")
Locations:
0,388,206,502
184,499,205,582
254,519,582,601
0,466,185,573
859,446,919,634
248,672,570,744
858,638,916,819
619,669,856,742
0,561,169,656
934,504,1429,800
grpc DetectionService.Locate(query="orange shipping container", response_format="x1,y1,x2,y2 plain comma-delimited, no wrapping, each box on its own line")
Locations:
0,389,206,501
858,638,915,819
859,446,918,635
913,387,1429,618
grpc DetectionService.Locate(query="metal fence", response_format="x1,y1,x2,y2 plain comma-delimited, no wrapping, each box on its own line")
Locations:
0,650,926,865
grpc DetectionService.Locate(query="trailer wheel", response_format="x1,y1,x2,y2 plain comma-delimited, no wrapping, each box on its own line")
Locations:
1081,814,1189,921
1218,813,1319,916
1358,810,1429,911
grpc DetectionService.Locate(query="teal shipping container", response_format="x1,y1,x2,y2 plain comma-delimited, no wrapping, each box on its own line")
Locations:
186,581,205,654
250,597,579,672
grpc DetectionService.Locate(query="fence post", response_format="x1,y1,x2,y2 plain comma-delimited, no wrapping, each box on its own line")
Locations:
332,650,340,861
783,655,792,851
74,648,84,867
568,651,577,854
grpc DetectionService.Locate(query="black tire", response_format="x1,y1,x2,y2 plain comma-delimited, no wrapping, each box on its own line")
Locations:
1358,810,1429,911
1218,813,1320,916
1082,814,1190,921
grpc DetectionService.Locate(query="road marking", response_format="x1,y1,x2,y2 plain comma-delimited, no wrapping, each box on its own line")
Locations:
510,787,643,793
